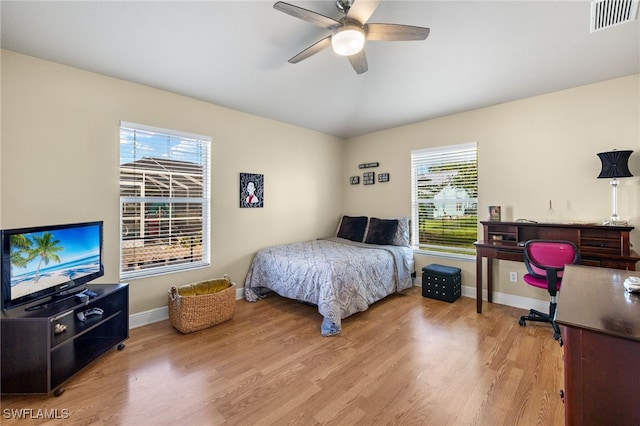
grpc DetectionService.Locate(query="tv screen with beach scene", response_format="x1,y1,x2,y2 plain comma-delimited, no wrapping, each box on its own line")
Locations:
1,221,104,311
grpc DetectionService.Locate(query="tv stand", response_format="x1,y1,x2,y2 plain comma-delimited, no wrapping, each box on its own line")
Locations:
1,283,128,395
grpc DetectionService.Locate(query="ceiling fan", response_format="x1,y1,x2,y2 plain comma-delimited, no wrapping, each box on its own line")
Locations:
274,0,430,74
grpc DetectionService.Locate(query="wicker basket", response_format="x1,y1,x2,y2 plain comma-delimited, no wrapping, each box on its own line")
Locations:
168,280,236,333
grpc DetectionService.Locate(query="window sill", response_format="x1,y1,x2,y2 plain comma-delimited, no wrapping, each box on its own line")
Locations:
411,249,476,262
120,261,210,281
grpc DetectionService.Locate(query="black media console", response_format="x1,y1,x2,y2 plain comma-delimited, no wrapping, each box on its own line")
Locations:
1,283,129,396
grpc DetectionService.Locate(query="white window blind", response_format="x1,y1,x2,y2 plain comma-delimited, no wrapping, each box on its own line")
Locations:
119,121,211,279
411,142,478,257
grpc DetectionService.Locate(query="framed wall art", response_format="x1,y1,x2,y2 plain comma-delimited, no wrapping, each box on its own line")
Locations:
363,171,375,185
240,172,264,208
378,173,390,182
358,162,379,169
350,176,360,185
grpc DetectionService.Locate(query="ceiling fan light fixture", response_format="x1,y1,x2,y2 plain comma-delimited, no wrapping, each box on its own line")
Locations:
331,25,365,56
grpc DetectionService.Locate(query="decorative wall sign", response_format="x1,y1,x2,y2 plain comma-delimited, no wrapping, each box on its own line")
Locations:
350,176,360,185
363,171,375,185
240,172,264,208
358,162,379,169
378,173,390,182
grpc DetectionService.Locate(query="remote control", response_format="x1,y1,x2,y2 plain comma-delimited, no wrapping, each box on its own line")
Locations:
75,293,89,303
83,289,98,298
77,307,104,321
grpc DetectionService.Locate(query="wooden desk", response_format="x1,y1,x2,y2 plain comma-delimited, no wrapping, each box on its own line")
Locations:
474,221,639,313
555,265,640,426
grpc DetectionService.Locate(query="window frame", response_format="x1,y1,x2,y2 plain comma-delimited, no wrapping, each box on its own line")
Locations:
119,121,211,280
411,141,478,260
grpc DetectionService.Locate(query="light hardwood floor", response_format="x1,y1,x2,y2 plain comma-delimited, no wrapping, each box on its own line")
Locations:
1,287,565,425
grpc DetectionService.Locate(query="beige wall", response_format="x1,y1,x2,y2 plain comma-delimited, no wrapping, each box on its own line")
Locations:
0,50,345,313
2,48,639,312
343,74,640,301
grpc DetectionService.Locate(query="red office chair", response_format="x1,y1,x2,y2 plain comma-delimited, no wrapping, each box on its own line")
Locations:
519,240,580,342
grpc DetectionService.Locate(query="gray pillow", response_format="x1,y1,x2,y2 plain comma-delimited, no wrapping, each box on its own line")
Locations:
392,216,410,246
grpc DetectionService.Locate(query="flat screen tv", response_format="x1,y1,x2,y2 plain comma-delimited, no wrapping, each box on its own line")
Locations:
1,221,104,311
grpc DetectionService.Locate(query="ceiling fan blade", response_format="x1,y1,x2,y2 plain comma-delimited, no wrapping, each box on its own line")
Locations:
347,1,380,24
365,23,430,41
274,1,341,29
288,35,332,63
348,49,368,74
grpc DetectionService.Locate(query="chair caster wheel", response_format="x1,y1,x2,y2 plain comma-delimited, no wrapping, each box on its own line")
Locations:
519,318,526,327
53,387,65,397
117,343,125,351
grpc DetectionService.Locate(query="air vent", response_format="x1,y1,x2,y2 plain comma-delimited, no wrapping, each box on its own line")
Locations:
591,0,639,33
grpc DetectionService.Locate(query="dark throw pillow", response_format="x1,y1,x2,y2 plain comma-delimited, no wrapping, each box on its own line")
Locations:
336,215,368,242
365,218,399,245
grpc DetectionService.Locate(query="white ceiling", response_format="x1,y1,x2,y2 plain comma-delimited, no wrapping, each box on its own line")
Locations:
1,1,639,139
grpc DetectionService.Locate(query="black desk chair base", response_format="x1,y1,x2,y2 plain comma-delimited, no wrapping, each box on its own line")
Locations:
519,302,562,343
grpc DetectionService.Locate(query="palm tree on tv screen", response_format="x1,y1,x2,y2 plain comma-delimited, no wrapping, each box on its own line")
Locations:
9,234,33,268
29,232,63,283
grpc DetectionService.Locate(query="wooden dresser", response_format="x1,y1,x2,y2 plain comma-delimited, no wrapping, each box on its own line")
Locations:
555,265,640,426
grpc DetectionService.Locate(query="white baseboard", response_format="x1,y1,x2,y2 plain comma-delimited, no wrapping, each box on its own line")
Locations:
129,306,169,329
415,280,547,313
129,284,547,329
460,285,548,313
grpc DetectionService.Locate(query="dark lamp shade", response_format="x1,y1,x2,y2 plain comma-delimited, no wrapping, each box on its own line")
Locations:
597,150,633,179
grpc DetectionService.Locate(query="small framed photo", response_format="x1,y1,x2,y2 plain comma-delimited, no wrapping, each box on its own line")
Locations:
350,176,360,185
363,172,375,185
378,173,390,183
488,206,501,221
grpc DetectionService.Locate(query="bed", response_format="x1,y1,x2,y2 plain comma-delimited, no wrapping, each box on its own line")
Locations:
244,216,414,336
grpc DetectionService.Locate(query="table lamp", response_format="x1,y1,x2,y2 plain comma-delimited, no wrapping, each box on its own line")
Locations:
597,150,633,225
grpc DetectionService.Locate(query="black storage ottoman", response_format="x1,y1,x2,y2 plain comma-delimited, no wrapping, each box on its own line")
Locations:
422,264,461,302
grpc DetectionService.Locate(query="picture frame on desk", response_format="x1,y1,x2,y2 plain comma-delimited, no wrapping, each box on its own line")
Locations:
488,206,501,221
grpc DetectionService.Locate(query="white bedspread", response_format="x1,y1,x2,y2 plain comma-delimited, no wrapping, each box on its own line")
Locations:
244,237,413,335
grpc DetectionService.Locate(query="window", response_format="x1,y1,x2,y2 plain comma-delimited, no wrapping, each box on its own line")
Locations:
411,142,478,258
119,122,211,279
